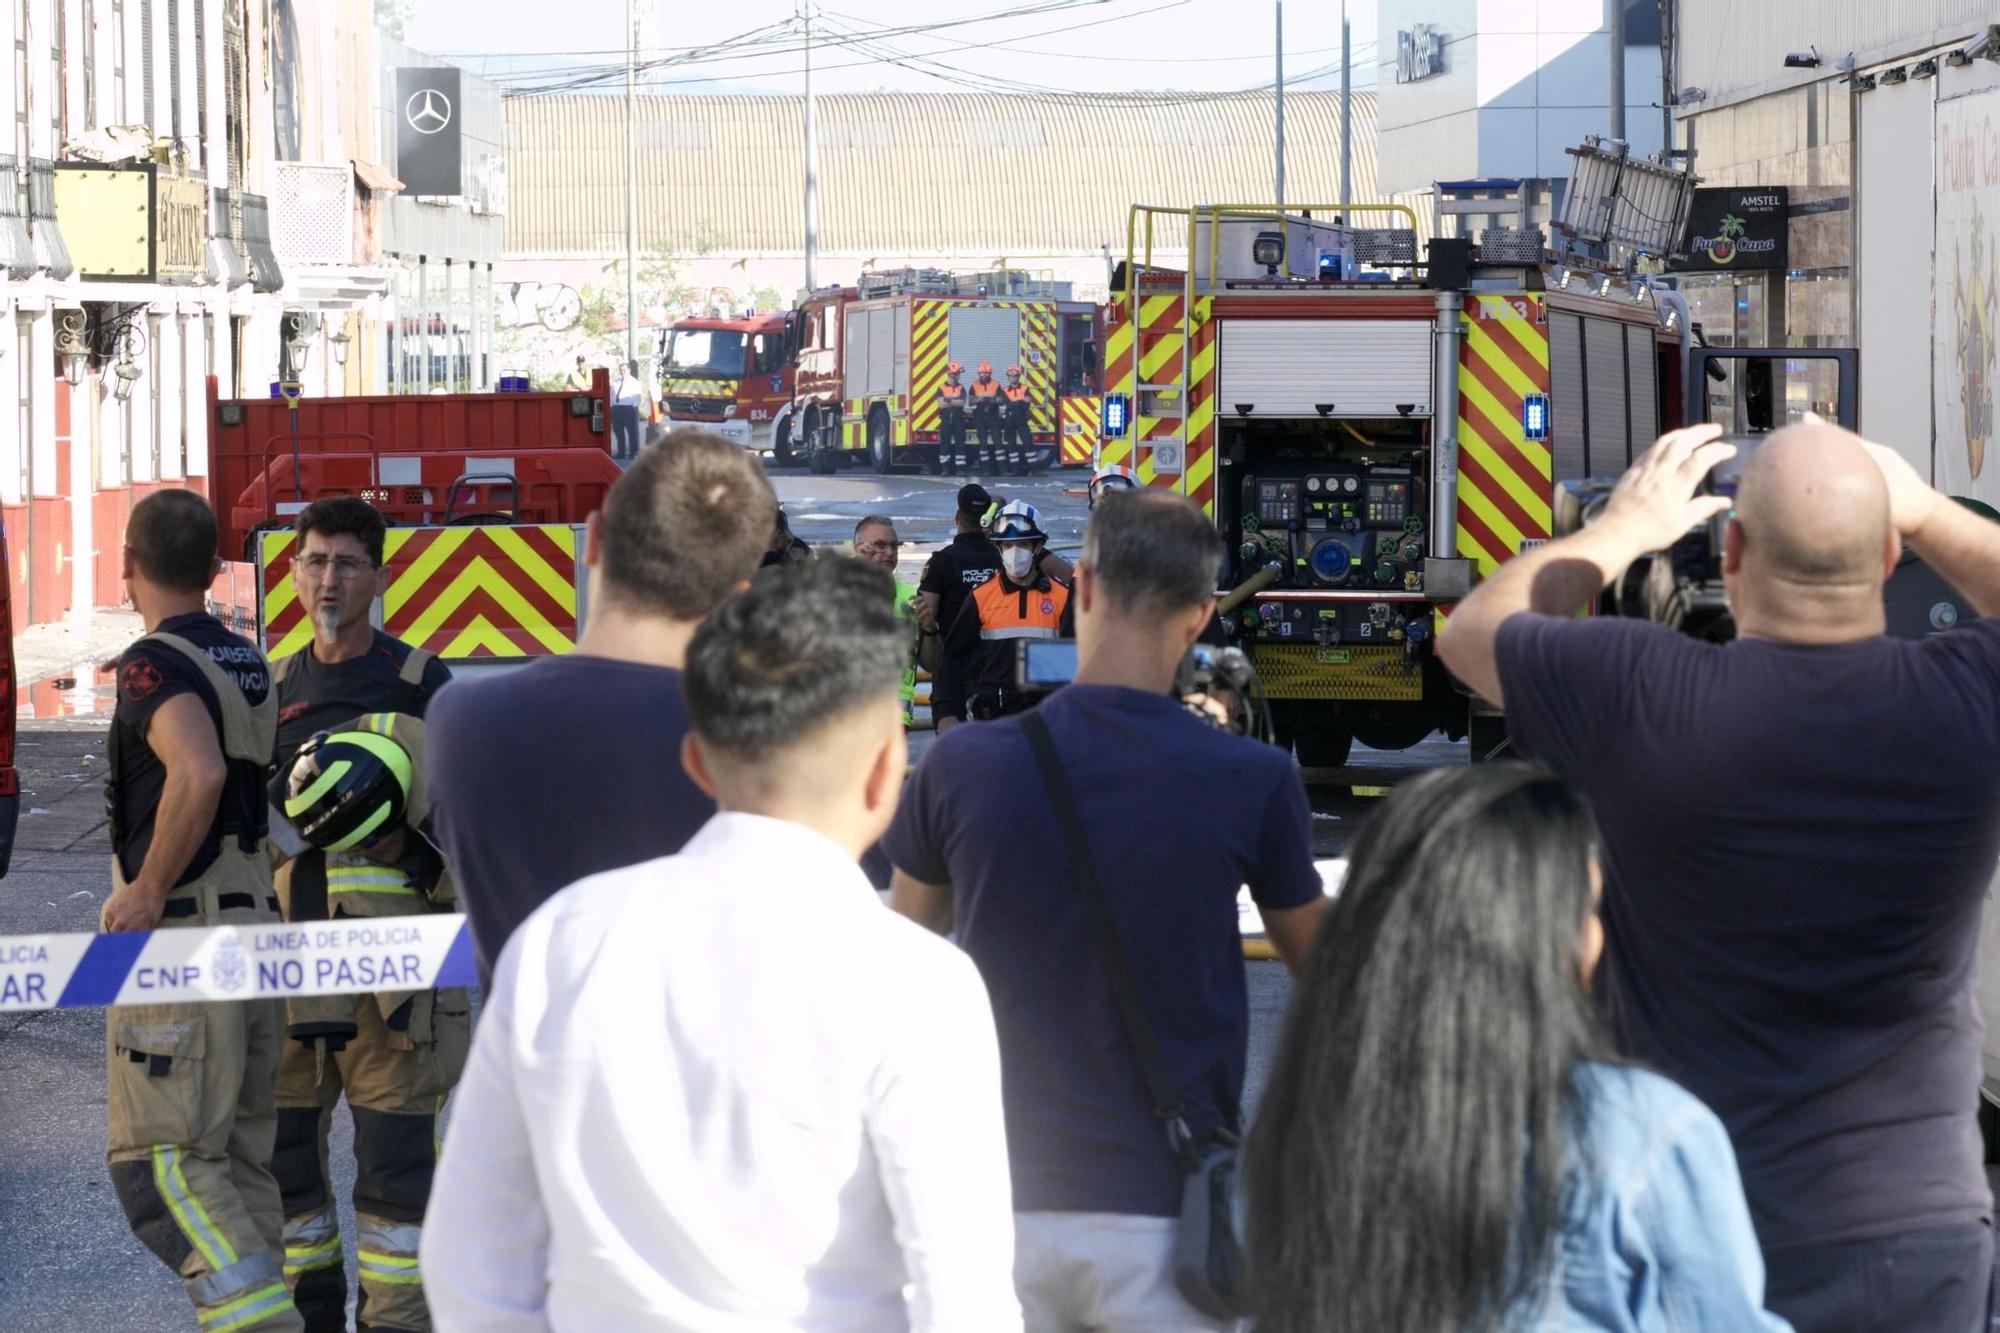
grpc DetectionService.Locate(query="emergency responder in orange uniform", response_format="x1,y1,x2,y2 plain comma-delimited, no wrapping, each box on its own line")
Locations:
103,488,304,1333
266,498,459,1333
1000,363,1034,476
968,360,1004,475
1089,464,1138,509
937,362,970,476
948,501,1073,720
271,714,466,1333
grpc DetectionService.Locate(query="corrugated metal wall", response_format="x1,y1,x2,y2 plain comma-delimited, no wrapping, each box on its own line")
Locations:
503,91,1381,257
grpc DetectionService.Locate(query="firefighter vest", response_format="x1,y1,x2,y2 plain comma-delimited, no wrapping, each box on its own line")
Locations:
108,632,279,929
939,382,967,411
1002,383,1028,405
971,379,1001,404
973,572,1068,643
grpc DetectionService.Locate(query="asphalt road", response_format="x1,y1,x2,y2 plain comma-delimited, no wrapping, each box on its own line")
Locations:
0,459,1466,1328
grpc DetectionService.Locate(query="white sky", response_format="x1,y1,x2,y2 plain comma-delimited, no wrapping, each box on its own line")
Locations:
409,0,1381,97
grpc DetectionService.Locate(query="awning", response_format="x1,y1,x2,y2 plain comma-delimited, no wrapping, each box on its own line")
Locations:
351,159,404,194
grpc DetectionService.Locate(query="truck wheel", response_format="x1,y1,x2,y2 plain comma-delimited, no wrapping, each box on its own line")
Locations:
1352,724,1433,752
804,409,835,475
772,415,796,466
1295,729,1354,769
869,408,896,474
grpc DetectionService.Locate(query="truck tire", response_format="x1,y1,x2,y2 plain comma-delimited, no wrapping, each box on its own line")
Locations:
805,409,837,475
1295,729,1354,769
869,408,896,474
772,414,796,466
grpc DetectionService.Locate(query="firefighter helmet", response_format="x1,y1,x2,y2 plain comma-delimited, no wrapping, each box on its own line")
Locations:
1006,363,1022,378
1089,464,1138,508
989,500,1046,542
976,360,993,375
946,361,963,375
271,727,413,853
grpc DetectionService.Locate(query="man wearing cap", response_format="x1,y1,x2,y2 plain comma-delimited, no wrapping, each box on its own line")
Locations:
917,485,1004,733
950,500,1074,721
266,497,463,1333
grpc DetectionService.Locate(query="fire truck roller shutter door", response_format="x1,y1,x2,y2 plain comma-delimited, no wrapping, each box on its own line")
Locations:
1625,324,1660,468
947,307,1024,391
1216,320,1434,418
1548,312,1588,481
1583,317,1632,475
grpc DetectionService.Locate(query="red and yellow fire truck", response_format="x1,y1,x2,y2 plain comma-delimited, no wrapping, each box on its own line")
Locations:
1110,151,1701,764
658,311,800,460
790,269,1069,475
205,374,620,671
1054,299,1105,467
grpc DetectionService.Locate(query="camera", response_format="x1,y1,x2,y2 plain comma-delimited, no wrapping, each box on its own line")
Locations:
1012,638,1274,740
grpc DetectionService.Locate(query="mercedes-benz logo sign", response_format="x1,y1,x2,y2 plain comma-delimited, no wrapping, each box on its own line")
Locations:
405,88,452,135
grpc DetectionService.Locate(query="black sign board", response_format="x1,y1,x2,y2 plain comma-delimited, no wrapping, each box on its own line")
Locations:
1675,186,1788,272
396,67,462,197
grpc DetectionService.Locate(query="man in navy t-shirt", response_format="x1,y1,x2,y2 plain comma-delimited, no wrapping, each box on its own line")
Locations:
427,433,776,984
1439,420,2000,1333
886,489,1324,1331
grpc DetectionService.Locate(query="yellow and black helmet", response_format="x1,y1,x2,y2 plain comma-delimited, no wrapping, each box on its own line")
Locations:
271,727,413,852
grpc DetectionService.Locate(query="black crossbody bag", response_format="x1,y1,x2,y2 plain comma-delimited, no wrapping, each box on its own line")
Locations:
1020,709,1251,1320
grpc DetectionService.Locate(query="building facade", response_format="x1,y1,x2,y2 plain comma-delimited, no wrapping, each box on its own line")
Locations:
1671,1,1994,498
1373,0,1665,226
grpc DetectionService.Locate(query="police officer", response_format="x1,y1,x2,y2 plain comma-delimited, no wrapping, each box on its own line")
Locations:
916,484,1002,733
267,497,460,1333
948,500,1073,720
102,489,303,1333
1000,363,1034,476
968,361,1004,475
937,362,970,476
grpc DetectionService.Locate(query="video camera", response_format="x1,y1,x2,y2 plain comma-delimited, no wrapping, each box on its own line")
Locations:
1011,638,1276,741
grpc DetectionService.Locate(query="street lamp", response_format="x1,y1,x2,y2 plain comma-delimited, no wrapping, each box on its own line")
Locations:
110,352,141,403
327,327,350,367
60,349,85,386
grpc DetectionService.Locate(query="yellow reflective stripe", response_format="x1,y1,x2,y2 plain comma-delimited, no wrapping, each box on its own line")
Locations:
154,1145,235,1272
201,1282,295,1333
283,1237,342,1274
357,1249,420,1269
357,1249,424,1285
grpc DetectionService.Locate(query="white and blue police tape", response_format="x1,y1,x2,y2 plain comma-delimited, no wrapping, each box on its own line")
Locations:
0,915,475,1011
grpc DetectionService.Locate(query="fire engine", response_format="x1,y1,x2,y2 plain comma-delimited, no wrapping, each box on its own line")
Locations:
658,310,800,460
205,373,621,674
1107,141,1754,765
790,268,1079,476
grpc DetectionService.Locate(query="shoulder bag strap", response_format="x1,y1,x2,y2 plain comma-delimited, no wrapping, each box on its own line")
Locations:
1020,709,1194,1160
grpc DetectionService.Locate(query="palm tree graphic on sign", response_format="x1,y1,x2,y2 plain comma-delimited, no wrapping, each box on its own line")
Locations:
1709,213,1747,265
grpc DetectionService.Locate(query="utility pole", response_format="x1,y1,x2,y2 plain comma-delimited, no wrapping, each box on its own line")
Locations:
803,2,819,291
1608,0,1626,140
1339,0,1352,209
624,0,639,367
1273,1,1284,206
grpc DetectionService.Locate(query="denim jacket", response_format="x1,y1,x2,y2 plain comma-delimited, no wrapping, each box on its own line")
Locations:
1530,1062,1792,1332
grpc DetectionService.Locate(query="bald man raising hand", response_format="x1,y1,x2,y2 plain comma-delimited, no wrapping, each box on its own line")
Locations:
1439,420,2000,1333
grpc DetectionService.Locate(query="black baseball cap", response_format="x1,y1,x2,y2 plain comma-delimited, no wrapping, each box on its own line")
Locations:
957,484,993,517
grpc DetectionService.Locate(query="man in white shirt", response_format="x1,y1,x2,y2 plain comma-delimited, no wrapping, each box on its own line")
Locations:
611,358,647,461
422,557,1021,1332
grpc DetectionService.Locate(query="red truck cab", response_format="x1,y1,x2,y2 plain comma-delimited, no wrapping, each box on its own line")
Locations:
659,311,799,458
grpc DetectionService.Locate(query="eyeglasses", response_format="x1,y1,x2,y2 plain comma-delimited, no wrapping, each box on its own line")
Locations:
298,554,376,579
856,540,901,553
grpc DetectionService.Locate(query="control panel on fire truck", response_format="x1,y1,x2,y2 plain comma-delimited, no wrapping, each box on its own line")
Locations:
1235,464,1426,592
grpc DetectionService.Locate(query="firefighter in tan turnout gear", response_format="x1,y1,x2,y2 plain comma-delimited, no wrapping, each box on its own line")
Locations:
266,497,462,1333
102,488,304,1333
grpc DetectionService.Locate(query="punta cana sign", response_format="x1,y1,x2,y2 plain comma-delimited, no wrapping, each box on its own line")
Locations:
1676,187,1788,272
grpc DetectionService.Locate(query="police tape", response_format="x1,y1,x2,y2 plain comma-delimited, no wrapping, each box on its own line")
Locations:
0,914,475,1011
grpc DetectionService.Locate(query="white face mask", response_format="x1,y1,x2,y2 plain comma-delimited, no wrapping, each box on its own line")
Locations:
1001,546,1036,581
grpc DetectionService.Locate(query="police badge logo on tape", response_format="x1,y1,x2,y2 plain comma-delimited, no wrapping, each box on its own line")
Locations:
210,933,250,995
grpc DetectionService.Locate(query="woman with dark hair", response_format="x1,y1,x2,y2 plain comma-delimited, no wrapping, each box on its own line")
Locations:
1244,764,1789,1332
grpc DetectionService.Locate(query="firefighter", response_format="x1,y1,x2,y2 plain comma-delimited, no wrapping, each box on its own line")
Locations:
1000,362,1034,476
267,498,459,1332
270,716,465,1333
937,362,970,475
968,360,1004,475
947,500,1072,720
1089,463,1138,509
102,488,304,1333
